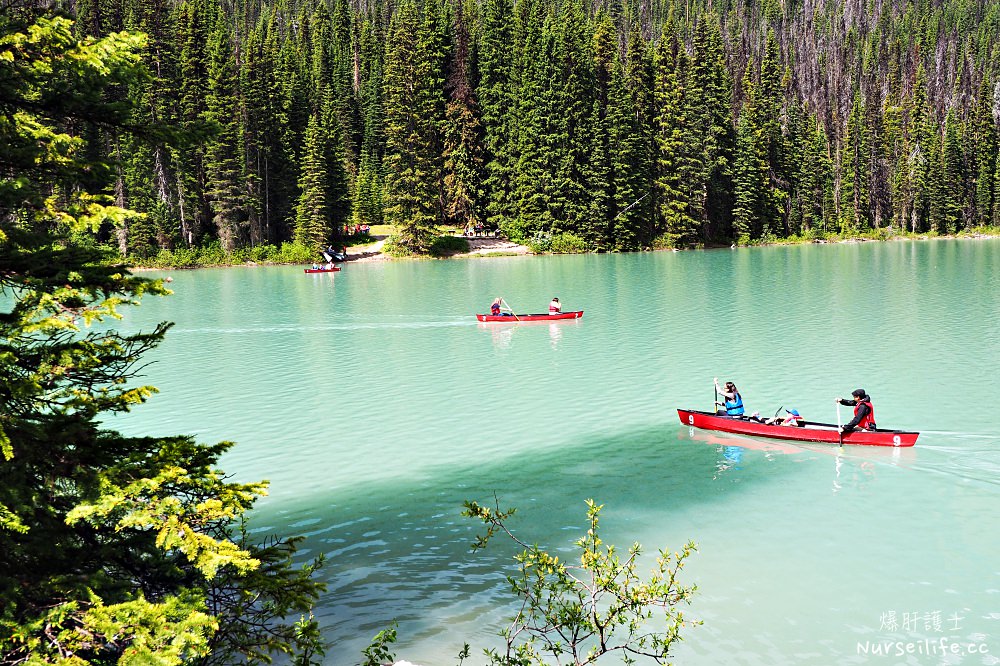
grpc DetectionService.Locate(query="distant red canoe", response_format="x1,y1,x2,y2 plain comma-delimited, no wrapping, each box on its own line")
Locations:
304,267,341,273
677,408,918,447
476,310,583,322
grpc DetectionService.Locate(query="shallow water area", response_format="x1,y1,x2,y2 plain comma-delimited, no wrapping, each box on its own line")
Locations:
112,239,1000,665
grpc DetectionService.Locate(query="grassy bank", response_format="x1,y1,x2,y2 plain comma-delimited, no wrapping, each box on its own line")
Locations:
122,241,317,269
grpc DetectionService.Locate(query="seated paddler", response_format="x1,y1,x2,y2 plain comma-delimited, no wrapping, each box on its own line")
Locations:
714,378,745,417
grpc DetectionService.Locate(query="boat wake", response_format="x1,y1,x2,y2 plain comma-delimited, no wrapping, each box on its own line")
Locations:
170,320,477,334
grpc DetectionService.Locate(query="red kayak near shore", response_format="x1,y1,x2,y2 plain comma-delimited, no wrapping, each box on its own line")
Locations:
677,409,918,447
304,267,341,273
476,310,583,322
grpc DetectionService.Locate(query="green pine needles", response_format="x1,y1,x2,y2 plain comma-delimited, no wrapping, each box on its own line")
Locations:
18,0,1000,257
1,14,325,665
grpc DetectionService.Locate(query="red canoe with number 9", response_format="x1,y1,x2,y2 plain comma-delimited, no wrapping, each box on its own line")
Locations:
677,409,918,447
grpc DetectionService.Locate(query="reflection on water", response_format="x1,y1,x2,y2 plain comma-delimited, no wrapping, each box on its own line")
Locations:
478,318,580,350
680,426,922,496
548,322,562,348
110,241,1000,665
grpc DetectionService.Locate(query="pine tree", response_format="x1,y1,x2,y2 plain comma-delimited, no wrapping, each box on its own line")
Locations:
511,0,554,242
732,63,770,242
0,16,323,663
973,75,998,226
204,16,247,252
547,0,594,239
939,108,965,232
478,0,517,234
619,21,655,247
653,18,695,247
118,0,181,256
294,111,332,248
382,0,446,253
756,32,788,237
691,11,734,242
908,62,934,233
795,114,835,234
173,0,212,248
441,0,485,230
841,91,871,232
581,12,615,250
354,17,385,228
241,23,270,245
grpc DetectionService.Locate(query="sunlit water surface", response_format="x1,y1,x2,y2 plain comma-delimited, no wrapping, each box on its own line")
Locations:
112,239,1000,665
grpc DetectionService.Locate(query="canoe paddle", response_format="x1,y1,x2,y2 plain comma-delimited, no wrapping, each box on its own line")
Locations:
836,400,843,448
500,297,519,322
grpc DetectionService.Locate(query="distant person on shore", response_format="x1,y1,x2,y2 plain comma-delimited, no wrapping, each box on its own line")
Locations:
714,378,745,416
837,389,876,432
549,297,561,314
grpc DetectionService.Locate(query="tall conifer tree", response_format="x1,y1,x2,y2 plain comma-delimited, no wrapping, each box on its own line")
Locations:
174,0,212,247
441,0,485,229
204,16,247,252
973,76,998,225
653,18,694,246
478,0,517,234
382,0,446,252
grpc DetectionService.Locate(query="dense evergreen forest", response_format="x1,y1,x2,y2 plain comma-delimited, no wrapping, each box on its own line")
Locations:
62,0,1000,253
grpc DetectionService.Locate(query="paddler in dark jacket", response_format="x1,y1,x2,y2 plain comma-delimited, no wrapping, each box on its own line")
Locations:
837,389,876,432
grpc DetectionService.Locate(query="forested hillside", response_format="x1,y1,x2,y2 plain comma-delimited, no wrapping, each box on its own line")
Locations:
59,0,1000,253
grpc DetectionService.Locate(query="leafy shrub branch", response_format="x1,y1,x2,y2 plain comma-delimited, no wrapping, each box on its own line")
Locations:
462,498,699,666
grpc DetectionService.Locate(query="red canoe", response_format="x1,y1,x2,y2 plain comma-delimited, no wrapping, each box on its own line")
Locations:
476,310,584,322
304,267,341,273
677,409,918,447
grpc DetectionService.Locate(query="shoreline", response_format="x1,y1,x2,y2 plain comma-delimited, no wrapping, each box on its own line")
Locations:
347,235,533,262
127,229,999,270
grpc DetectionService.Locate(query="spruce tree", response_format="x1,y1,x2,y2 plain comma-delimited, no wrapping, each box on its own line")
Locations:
204,16,246,252
0,16,323,664
698,11,735,242
619,21,655,247
582,12,615,250
840,92,871,232
940,108,965,232
294,111,332,249
652,19,694,247
477,0,517,234
547,0,594,239
511,0,553,242
908,63,933,233
973,76,998,226
174,0,212,248
382,0,445,253
354,17,386,228
441,0,485,230
732,63,769,243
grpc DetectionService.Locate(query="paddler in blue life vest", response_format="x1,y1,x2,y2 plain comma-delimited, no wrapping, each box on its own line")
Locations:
836,389,876,432
714,378,745,417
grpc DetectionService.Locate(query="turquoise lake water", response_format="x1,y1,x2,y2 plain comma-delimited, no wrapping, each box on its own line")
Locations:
112,239,1000,665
